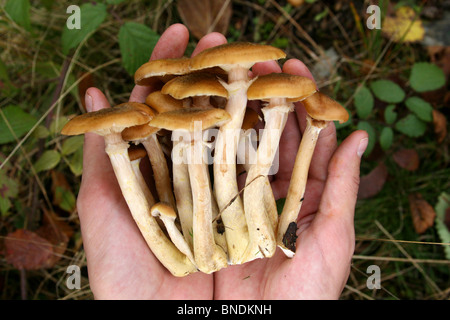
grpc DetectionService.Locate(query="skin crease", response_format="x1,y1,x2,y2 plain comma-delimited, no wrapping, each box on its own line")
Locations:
77,23,368,299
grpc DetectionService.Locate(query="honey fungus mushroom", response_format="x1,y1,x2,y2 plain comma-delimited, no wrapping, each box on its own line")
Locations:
241,73,317,262
277,92,349,257
149,107,231,274
61,102,197,277
189,42,286,264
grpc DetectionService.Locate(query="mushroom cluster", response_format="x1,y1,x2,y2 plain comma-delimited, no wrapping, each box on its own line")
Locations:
61,42,348,277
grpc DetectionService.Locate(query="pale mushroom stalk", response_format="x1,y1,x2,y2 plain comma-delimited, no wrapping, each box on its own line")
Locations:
150,108,231,273
141,135,176,208
61,103,197,277
187,132,228,273
161,73,230,256
276,116,326,257
241,100,291,262
276,92,349,257
240,73,318,262
172,138,195,250
189,43,286,264
151,202,196,266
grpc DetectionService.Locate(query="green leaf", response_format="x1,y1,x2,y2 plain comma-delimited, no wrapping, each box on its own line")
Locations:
384,104,397,124
0,171,19,198
357,121,376,156
119,22,160,75
68,147,83,176
0,105,37,144
394,114,427,137
276,198,286,215
0,197,12,216
61,3,107,55
404,96,433,122
61,136,84,156
54,186,76,212
4,0,31,31
370,79,405,103
354,85,374,119
379,127,394,150
434,192,450,260
409,62,446,92
34,150,61,173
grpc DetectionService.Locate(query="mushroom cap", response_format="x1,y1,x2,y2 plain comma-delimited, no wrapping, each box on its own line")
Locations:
145,91,185,113
61,102,153,136
128,144,147,161
122,122,160,141
149,108,231,132
302,92,349,124
151,202,177,219
161,72,228,100
134,57,191,86
247,73,317,101
189,42,286,72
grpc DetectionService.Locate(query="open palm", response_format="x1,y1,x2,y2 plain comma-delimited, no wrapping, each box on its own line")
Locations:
77,24,368,299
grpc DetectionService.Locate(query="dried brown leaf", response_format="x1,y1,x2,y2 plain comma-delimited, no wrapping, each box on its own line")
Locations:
4,229,53,270
392,148,420,171
432,109,447,144
409,193,436,234
357,162,388,199
177,0,232,40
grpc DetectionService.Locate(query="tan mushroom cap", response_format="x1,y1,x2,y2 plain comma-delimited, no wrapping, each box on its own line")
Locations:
247,73,317,101
128,144,148,161
149,108,231,132
189,42,286,72
302,91,349,124
61,102,153,136
151,202,178,219
134,57,191,86
161,73,228,100
145,91,185,113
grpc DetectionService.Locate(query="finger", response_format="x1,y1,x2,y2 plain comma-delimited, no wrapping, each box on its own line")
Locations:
191,32,227,57
317,130,369,225
129,23,190,103
81,87,113,184
251,60,281,77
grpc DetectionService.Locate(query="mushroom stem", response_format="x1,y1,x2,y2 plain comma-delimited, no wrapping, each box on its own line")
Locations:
141,134,177,209
213,76,252,264
187,131,228,273
276,115,327,257
172,138,195,251
104,132,197,277
241,102,290,262
130,157,156,207
151,203,196,266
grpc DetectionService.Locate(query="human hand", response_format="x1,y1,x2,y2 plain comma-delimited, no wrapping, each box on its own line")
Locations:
77,23,368,300
77,24,220,299
221,59,369,299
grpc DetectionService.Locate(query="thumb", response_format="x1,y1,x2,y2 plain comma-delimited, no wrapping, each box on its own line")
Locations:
319,130,368,220
79,88,114,191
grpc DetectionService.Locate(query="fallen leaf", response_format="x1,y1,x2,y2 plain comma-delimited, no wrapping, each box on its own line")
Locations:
4,229,53,270
392,148,420,171
432,109,447,144
358,162,388,199
177,0,232,40
382,6,425,43
409,193,436,234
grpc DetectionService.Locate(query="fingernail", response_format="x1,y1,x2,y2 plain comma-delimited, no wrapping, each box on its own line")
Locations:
85,93,93,112
357,138,369,158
